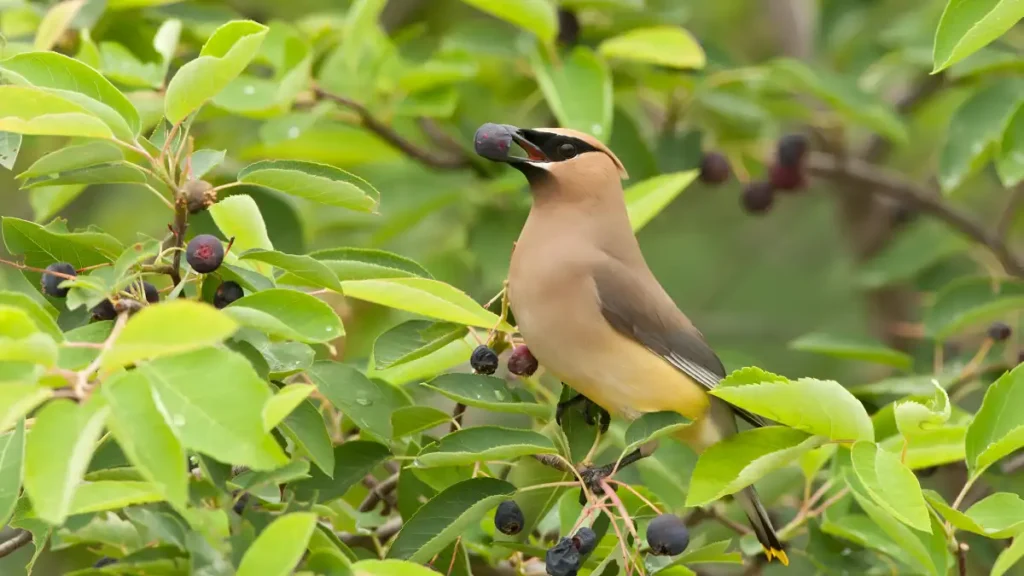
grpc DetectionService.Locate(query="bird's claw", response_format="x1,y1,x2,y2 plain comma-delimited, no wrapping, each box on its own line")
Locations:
555,392,610,433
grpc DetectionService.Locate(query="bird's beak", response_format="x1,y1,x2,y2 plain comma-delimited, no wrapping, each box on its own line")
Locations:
474,123,549,165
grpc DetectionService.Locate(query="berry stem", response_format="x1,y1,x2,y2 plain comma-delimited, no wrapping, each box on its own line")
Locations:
607,480,662,515
0,257,78,281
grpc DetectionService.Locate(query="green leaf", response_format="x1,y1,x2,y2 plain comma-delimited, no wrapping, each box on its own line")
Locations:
237,160,380,212
102,300,239,371
230,461,310,500
998,105,1024,187
850,441,930,532
880,426,966,470
390,406,451,438
939,79,1024,192
859,220,970,289
0,384,51,433
387,477,516,562
423,373,547,418
665,539,743,568
932,0,1024,72
306,247,432,281
224,289,343,344
164,20,269,123
894,380,951,440
992,534,1024,576
30,185,87,223
24,397,110,525
34,0,84,51
0,292,62,341
924,276,1024,339
622,411,693,454
278,394,335,477
598,26,705,70
789,332,913,370
262,383,315,431
456,0,557,43
0,85,113,139
372,320,467,371
687,427,824,507
293,441,390,503
340,277,512,331
0,51,141,136
350,559,439,576
2,217,121,268
0,131,21,170
238,249,342,292
68,481,164,515
925,490,1024,538
186,149,225,180
101,370,188,509
17,141,124,180
236,512,317,576
769,58,906,142
530,46,613,142
208,194,274,254
710,368,874,442
140,347,288,470
965,363,1024,478
415,426,557,467
0,421,25,526
625,171,699,232
20,161,148,189
307,361,405,439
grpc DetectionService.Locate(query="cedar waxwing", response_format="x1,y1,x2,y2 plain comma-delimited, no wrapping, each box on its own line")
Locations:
474,123,788,566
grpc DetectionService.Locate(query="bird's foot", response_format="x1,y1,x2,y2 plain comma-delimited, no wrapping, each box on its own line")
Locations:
555,392,610,433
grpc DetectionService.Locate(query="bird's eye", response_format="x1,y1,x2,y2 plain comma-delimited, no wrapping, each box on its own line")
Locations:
557,142,577,159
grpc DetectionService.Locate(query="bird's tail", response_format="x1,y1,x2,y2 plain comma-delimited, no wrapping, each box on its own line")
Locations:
736,486,788,566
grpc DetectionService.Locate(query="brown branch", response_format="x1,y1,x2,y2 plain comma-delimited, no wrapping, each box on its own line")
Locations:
957,542,969,576
450,403,466,433
684,506,751,536
533,454,570,472
313,86,471,171
166,196,188,287
807,153,1024,277
338,516,403,546
0,529,32,559
359,472,399,513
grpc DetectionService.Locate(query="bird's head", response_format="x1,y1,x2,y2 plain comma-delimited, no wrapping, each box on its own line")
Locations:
474,124,629,199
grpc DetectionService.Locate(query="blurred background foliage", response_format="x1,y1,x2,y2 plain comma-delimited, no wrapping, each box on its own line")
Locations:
0,0,1022,573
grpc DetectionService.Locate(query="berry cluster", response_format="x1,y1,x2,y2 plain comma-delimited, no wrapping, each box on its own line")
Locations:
470,344,538,377
698,133,811,215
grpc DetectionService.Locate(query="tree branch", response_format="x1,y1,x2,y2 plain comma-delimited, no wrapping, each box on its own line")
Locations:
312,86,472,171
359,472,399,513
807,153,1024,277
0,529,32,559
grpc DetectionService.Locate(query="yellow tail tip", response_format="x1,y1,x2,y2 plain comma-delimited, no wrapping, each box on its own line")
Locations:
764,548,789,566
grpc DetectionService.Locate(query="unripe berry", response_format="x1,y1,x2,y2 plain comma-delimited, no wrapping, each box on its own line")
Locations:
184,179,216,214
742,181,775,214
507,345,539,376
41,262,76,298
185,234,224,274
214,280,244,309
699,152,731,185
646,514,690,556
470,345,499,375
494,500,525,535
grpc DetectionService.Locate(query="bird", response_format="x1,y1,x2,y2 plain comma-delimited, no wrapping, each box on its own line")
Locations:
473,123,788,566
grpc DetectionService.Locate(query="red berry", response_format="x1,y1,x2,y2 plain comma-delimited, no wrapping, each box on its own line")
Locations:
507,345,539,376
769,163,805,191
742,181,775,214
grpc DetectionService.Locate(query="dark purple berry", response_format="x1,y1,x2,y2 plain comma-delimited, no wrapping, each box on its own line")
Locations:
507,345,539,376
777,133,809,167
988,322,1012,342
768,163,805,191
142,282,159,304
186,234,224,274
41,262,76,298
572,526,597,556
1017,350,1024,365
557,9,580,46
214,281,244,309
545,537,581,576
494,500,525,535
91,299,116,321
646,513,689,556
742,181,775,214
94,557,116,567
699,152,730,184
470,345,499,375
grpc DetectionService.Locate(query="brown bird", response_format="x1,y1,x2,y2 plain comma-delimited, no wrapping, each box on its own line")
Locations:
474,123,788,566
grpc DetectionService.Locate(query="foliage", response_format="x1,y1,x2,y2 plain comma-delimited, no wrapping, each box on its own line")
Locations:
0,0,1021,575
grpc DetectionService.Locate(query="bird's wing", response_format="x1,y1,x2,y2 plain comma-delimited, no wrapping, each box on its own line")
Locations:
593,259,769,428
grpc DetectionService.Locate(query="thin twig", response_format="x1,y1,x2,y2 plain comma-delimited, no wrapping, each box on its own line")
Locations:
684,506,751,536
74,312,129,398
0,529,32,559
450,403,466,433
807,153,1024,277
359,473,399,513
957,542,969,576
313,86,471,170
167,196,188,286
